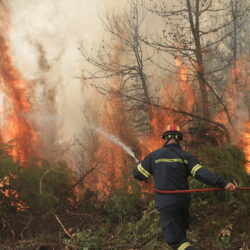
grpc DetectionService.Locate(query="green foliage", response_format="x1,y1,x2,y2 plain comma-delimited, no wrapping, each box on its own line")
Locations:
0,144,23,215
78,189,100,213
189,144,250,204
64,201,164,250
113,201,163,249
193,144,246,180
1,143,249,250
103,169,147,223
64,228,107,250
64,146,250,249
18,160,73,213
0,143,74,217
217,224,233,248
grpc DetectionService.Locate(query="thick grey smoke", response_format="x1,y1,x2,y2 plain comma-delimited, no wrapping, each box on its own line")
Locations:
4,0,250,163
7,0,123,160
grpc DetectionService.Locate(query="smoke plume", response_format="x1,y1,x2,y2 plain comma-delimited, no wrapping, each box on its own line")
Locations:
5,0,118,160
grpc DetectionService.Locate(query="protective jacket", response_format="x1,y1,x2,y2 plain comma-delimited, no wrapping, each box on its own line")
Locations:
133,143,229,209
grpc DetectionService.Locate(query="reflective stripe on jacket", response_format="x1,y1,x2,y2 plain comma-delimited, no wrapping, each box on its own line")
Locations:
133,143,229,208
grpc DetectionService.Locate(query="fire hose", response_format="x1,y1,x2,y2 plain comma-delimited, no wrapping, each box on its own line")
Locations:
152,186,250,194
142,177,250,194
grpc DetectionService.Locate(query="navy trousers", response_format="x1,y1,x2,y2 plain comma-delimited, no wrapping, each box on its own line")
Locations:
159,202,194,249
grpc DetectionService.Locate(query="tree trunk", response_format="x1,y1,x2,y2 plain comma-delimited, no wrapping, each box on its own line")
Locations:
186,0,210,119
232,0,238,84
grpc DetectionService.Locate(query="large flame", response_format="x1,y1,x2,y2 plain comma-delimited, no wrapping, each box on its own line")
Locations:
138,107,174,158
138,58,195,158
1,2,248,199
227,56,250,172
0,36,38,162
240,122,250,174
91,51,250,195
90,90,137,196
175,58,195,113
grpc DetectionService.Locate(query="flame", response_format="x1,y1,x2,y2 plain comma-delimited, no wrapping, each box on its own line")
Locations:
90,51,250,195
138,58,194,158
84,37,138,195
90,91,135,196
137,108,173,158
219,55,250,174
240,122,250,174
175,58,195,112
0,36,36,210
138,77,182,157
0,175,28,211
0,8,37,211
0,36,38,162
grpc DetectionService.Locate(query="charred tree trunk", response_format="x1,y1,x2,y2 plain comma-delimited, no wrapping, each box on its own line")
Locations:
186,0,210,120
133,4,151,106
231,0,238,84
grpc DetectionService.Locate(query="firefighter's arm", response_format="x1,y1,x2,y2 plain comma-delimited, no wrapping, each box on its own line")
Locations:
133,155,152,181
187,156,229,188
192,166,229,188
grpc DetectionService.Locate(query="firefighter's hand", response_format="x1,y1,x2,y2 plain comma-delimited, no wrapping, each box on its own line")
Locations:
224,183,236,191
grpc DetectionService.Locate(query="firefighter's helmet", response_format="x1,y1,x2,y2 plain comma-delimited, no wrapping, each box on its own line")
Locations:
161,124,183,141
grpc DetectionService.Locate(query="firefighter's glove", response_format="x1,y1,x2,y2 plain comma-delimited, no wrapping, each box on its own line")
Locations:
224,183,236,192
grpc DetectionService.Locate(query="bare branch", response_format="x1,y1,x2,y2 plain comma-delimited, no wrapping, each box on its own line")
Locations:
39,168,53,195
50,212,73,239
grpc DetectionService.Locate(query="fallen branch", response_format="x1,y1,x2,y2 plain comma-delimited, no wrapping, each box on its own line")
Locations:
50,212,73,239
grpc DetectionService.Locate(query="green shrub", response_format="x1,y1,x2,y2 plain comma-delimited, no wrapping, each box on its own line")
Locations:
122,201,163,248
64,228,107,250
0,144,23,216
189,145,250,205
18,160,73,214
0,143,74,217
103,169,147,223
71,201,164,250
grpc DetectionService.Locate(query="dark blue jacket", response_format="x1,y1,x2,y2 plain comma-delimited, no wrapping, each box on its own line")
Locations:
133,143,229,209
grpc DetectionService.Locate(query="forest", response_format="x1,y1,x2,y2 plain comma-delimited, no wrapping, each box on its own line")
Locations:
0,0,250,249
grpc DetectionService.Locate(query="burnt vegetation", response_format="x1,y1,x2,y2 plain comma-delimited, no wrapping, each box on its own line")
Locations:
0,142,250,249
1,0,250,249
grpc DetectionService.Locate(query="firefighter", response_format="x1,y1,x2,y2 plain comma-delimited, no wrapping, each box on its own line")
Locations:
133,124,236,250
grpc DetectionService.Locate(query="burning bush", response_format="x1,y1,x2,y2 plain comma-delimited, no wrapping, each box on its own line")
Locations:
18,160,73,214
0,143,74,240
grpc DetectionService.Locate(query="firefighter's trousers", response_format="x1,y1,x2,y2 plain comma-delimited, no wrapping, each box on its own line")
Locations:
159,202,195,250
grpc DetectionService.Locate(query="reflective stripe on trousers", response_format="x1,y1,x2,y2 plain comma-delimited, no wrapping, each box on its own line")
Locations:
177,241,194,250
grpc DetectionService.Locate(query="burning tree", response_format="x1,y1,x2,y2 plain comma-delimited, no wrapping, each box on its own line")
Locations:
79,0,155,136
79,0,250,181
143,0,249,133
78,0,163,193
0,4,38,163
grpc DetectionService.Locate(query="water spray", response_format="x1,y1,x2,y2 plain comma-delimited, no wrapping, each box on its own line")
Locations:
91,126,139,163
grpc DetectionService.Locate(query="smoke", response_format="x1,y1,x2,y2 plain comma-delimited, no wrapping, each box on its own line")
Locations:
6,0,122,159
3,0,249,163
